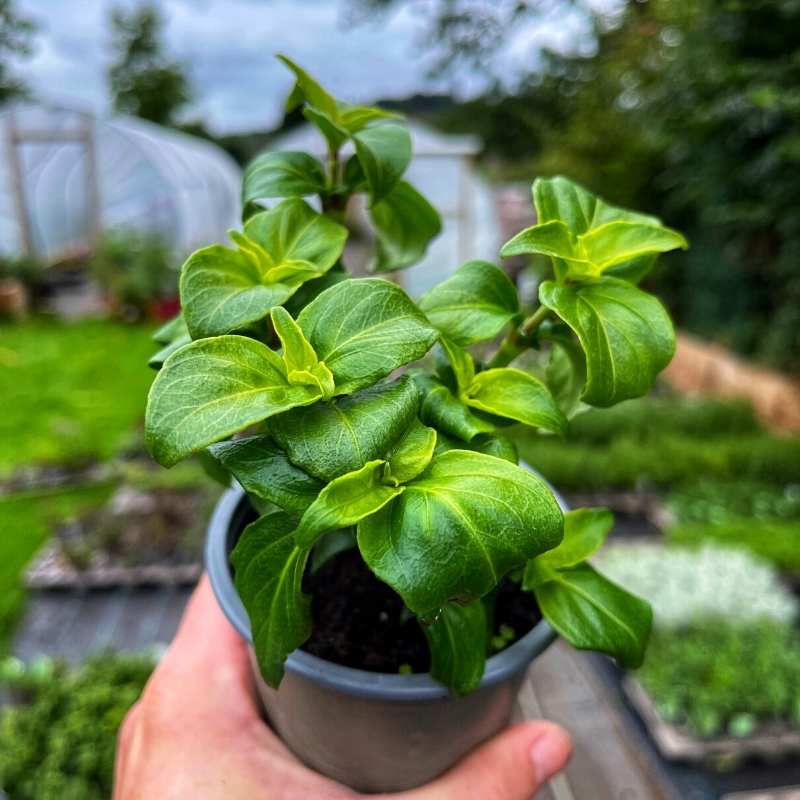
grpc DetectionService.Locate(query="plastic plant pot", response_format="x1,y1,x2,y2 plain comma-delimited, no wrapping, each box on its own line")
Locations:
206,472,564,793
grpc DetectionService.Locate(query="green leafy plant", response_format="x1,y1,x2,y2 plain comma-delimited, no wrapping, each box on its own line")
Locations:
144,56,689,694
0,653,153,800
89,228,177,313
638,622,800,740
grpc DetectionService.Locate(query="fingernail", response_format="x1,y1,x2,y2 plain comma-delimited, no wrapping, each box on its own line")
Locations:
530,727,569,783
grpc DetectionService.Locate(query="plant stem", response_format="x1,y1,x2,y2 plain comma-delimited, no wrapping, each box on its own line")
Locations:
487,305,552,368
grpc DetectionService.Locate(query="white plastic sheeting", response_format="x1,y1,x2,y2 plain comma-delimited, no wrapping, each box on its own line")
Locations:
0,103,241,263
272,121,501,298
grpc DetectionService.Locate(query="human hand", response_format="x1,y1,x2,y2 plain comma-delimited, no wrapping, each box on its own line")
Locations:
114,575,571,799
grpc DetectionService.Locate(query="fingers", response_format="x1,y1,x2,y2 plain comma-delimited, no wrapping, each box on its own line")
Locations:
404,721,571,800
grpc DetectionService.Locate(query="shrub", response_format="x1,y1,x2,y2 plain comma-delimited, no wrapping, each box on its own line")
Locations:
638,622,800,739
89,228,177,313
518,431,800,490
667,481,800,525
0,653,153,800
596,543,798,629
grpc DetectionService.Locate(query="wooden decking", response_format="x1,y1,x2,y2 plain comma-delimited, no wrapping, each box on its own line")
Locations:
9,584,680,799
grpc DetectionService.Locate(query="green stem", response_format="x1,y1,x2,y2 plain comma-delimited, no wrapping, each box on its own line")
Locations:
487,305,552,368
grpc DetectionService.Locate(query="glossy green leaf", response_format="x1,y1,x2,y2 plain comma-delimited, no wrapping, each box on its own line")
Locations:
423,601,487,695
245,198,347,281
232,511,312,688
295,460,403,548
357,450,564,616
416,375,495,442
269,374,419,482
152,314,186,344
580,221,688,273
387,420,437,484
439,338,474,394
539,278,675,407
464,368,567,435
433,431,518,464
297,278,438,395
353,123,411,205
149,315,191,369
180,199,346,338
500,220,580,264
271,306,334,398
418,260,519,346
536,508,614,570
502,176,687,281
302,106,348,152
283,267,347,317
528,563,652,669
208,435,323,513
278,54,338,120
145,335,322,467
544,334,586,417
369,180,442,272
605,253,656,284
533,175,660,234
179,243,294,340
338,105,402,134
242,151,326,205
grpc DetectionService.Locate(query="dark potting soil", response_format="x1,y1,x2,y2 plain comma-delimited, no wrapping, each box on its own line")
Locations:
301,548,541,674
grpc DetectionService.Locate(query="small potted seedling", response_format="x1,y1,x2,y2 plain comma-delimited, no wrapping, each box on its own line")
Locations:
145,56,688,792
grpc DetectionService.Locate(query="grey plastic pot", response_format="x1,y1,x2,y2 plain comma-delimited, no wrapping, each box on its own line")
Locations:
206,477,564,793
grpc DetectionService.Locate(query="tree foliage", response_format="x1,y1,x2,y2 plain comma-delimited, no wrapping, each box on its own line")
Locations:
108,4,190,126
0,0,36,103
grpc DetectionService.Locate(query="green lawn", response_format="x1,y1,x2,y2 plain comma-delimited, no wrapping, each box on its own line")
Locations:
0,483,115,650
0,318,156,476
0,317,157,649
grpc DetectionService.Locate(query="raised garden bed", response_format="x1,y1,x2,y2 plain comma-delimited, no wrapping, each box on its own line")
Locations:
624,677,800,767
25,484,216,589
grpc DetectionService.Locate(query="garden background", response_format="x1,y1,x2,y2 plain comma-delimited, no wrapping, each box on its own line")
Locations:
1,1,799,798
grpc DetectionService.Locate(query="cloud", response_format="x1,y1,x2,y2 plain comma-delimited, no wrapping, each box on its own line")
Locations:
14,0,604,134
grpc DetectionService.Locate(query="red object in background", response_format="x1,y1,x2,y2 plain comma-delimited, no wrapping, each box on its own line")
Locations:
150,296,181,321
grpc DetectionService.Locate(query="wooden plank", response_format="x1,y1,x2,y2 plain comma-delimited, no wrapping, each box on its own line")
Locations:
519,641,677,800
12,590,87,662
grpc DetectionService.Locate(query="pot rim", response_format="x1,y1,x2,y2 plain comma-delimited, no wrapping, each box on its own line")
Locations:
206,466,564,701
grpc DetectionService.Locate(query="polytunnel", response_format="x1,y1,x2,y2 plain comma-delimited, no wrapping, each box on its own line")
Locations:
0,102,241,264
271,121,501,297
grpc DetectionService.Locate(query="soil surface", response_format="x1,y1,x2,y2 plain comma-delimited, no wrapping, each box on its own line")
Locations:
301,548,541,674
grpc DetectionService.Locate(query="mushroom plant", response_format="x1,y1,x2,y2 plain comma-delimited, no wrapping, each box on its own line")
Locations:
145,56,688,695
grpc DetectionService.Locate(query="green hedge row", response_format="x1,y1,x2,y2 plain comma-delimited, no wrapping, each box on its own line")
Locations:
518,432,800,490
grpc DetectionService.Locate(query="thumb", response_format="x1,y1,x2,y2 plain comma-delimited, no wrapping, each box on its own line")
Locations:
405,721,571,800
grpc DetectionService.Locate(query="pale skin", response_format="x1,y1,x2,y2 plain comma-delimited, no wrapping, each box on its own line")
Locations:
114,576,572,800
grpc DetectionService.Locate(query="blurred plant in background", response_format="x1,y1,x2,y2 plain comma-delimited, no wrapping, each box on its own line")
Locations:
88,229,178,318
597,543,798,629
638,622,800,740
0,653,154,800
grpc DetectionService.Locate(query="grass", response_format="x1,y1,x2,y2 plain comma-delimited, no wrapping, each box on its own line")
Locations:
0,483,116,651
0,318,156,477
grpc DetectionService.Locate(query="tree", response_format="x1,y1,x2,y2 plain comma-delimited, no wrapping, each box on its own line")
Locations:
0,0,36,103
108,4,190,126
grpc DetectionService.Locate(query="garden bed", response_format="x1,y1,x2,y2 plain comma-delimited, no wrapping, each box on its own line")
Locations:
624,677,800,766
24,484,215,589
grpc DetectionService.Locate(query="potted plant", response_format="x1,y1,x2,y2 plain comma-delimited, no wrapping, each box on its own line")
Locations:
144,56,688,793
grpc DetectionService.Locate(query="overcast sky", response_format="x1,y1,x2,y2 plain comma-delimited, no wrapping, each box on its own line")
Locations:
15,0,616,134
